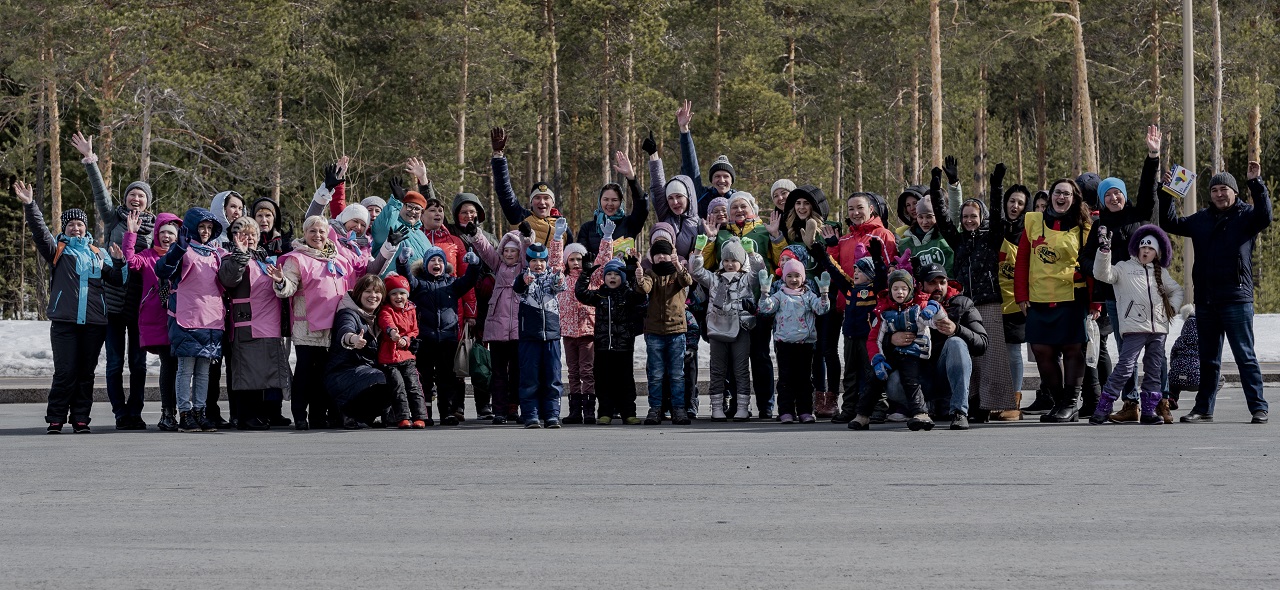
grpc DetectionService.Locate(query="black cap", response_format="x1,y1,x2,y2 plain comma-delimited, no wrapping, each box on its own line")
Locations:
918,263,947,283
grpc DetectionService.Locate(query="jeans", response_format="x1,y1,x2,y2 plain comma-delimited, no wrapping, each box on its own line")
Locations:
1193,302,1268,415
47,322,107,424
1104,300,1139,401
1007,343,1024,395
888,337,973,414
645,333,686,411
176,356,211,412
1106,332,1166,395
105,312,147,419
517,340,563,422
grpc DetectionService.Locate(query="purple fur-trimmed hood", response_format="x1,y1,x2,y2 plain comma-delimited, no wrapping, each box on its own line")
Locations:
1128,224,1173,267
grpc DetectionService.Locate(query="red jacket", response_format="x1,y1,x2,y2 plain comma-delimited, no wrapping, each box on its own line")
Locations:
866,290,931,358
424,226,478,330
829,217,898,312
377,301,419,364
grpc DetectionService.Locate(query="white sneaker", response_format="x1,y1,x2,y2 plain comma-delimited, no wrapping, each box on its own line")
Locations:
886,412,908,423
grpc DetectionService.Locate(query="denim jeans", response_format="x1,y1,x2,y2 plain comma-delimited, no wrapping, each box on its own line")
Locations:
1105,300,1139,401
645,333,686,411
887,337,973,414
1007,343,1024,395
176,356,211,412
105,312,148,419
1193,302,1268,415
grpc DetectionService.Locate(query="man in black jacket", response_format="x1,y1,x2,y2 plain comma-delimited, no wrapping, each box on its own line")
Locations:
885,263,989,430
1161,161,1271,424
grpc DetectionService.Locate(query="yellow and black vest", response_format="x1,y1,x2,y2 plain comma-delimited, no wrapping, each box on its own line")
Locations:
1023,212,1087,303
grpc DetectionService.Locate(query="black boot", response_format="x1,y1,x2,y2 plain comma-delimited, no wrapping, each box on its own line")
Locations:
1080,366,1100,417
563,394,585,424
157,408,179,432
1022,386,1054,415
195,407,218,432
1041,386,1080,423
178,411,199,432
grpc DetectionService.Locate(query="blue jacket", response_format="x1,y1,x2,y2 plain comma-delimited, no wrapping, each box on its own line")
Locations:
369,192,434,278
811,243,884,340
397,257,482,343
679,131,735,219
24,202,124,325
1159,177,1272,305
512,269,566,342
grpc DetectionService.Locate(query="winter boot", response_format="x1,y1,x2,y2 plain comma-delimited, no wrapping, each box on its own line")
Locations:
194,407,218,432
563,394,585,424
1157,397,1174,424
672,408,691,425
990,392,1023,421
1090,388,1120,425
709,394,727,422
582,393,596,424
643,407,663,425
178,411,199,433
733,394,751,422
1041,386,1079,423
1109,400,1141,423
1022,386,1054,415
1079,373,1100,418
1139,391,1164,425
157,408,179,432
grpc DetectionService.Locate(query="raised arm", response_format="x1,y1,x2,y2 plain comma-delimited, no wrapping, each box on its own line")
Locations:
649,154,671,221
1136,126,1162,222
14,182,57,262
72,133,117,230
1246,161,1272,236
490,127,529,226
675,100,705,198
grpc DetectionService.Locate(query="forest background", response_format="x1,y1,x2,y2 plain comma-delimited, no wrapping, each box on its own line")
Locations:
0,0,1277,316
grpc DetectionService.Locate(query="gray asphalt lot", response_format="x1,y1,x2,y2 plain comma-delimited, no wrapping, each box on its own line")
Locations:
1,392,1277,589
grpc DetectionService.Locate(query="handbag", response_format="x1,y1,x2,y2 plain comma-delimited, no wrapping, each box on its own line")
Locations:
454,325,476,378
1084,315,1100,368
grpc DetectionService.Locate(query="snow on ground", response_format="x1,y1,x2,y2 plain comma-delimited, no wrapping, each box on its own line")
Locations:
0,315,1276,377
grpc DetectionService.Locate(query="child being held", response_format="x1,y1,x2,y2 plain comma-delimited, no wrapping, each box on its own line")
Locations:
867,268,945,431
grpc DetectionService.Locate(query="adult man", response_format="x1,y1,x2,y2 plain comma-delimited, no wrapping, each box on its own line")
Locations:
1160,161,1271,424
675,100,736,218
490,127,574,246
885,264,988,430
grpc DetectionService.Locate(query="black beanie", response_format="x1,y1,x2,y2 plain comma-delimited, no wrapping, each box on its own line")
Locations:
1208,172,1239,195
60,208,89,232
709,155,735,181
650,240,673,256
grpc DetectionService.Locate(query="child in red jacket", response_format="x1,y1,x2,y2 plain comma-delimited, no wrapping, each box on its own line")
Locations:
378,274,426,428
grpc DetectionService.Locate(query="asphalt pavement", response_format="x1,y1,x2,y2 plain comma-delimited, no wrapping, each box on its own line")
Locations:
1,392,1277,589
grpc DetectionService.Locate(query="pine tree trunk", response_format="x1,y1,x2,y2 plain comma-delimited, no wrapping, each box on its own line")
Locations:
1210,0,1223,172
1014,108,1024,186
600,14,611,188
854,115,864,193
546,0,561,192
928,0,943,168
713,0,723,117
1150,1,1161,126
273,88,283,202
1249,71,1262,163
47,52,62,225
456,0,470,193
911,65,921,184
1070,0,1098,172
1035,80,1048,189
832,114,842,204
140,87,153,182
973,64,987,200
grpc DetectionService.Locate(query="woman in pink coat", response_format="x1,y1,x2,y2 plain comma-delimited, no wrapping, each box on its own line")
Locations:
123,212,183,431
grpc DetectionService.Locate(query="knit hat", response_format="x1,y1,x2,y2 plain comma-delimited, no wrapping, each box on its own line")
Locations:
1128,224,1173,267
401,190,428,210
917,263,947,283
528,182,555,202
913,197,935,217
719,238,746,266
709,155,735,181
361,196,387,210
602,258,626,278
384,274,410,295
228,216,258,237
887,269,914,292
526,242,549,260
422,245,446,265
123,181,153,207
1076,173,1102,208
854,257,876,281
1097,177,1128,207
650,239,673,257
649,221,676,245
60,208,88,232
771,178,796,196
781,258,805,280
727,191,758,217
337,203,370,227
1208,171,1239,195
564,242,587,260
707,196,729,217
664,177,691,198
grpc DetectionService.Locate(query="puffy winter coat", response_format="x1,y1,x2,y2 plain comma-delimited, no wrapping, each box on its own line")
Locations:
513,269,567,342
812,243,884,340
217,245,291,391
1093,231,1184,336
557,241,613,339
1159,175,1271,306
377,301,419,365
492,156,573,246
123,215,179,348
648,158,708,261
698,220,786,273
938,194,1002,306
929,281,988,360
637,266,694,336
24,202,123,326
156,208,226,358
397,256,482,344
575,262,646,352
828,216,898,313
325,293,386,410
689,252,762,342
274,238,352,348
86,160,153,315
368,190,434,278
473,231,527,342
759,287,830,343
867,290,936,360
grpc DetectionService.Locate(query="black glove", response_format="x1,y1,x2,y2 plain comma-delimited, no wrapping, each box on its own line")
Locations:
624,253,639,268
462,222,478,236
408,337,421,354
869,236,884,262
518,220,532,238
490,127,507,153
389,177,407,202
642,131,657,156
943,155,959,185
324,163,344,190
930,167,943,197
991,162,1007,189
387,225,411,246
581,260,597,273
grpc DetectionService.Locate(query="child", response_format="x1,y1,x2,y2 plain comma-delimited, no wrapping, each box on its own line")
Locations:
867,269,945,431
376,274,423,429
397,246,483,426
124,212,183,431
1166,304,1199,421
472,229,529,424
155,208,228,433
637,239,695,424
558,242,603,423
512,230,568,428
898,169,954,271
1090,224,1183,425
688,237,761,422
758,259,831,423
576,257,648,424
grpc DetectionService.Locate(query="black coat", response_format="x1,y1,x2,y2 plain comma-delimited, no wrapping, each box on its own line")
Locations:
930,281,988,359
1160,176,1272,305
574,262,647,352
936,186,1002,306
576,176,650,261
398,257,482,343
325,296,386,410
1079,155,1159,302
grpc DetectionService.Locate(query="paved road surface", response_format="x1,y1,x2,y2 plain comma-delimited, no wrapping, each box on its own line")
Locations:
1,392,1276,589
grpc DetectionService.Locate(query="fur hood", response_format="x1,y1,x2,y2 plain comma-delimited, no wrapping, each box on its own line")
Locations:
1128,224,1173,268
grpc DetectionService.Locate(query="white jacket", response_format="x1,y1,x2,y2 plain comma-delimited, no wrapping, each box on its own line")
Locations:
1094,249,1184,335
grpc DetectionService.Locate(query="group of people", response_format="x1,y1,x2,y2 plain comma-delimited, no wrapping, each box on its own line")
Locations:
15,105,1270,434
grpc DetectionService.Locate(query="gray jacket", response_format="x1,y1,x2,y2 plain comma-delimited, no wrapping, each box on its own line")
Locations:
689,251,763,342
87,161,152,314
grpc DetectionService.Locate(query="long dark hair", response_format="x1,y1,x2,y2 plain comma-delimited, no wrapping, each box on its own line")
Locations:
1047,178,1093,229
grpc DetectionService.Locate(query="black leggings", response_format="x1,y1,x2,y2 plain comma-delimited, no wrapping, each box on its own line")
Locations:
1031,343,1086,392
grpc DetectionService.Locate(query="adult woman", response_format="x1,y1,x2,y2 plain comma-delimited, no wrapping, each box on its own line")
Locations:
219,217,292,430
937,163,1017,420
270,216,354,429
69,132,155,430
448,191,498,419
123,212,183,430
1015,178,1097,423
577,150,650,260
325,275,401,427
991,171,1032,419
14,181,124,433
647,149,707,262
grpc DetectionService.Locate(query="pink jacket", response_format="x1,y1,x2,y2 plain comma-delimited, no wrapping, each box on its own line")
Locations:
473,230,526,343
556,238,613,339
123,218,179,349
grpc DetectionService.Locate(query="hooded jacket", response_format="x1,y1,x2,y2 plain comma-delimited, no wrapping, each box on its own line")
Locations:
575,260,647,352
648,158,708,261
156,207,226,358
368,187,435,278
689,249,763,342
812,242,885,340
376,300,419,365
253,195,295,258
473,230,530,342
209,190,245,247
1093,225,1184,335
937,193,1002,306
759,285,830,344
123,212,181,348
397,255,482,344
24,202,123,326
828,214,899,314
637,263,694,336
1079,156,1160,303
86,160,152,315
781,186,838,248
217,242,291,391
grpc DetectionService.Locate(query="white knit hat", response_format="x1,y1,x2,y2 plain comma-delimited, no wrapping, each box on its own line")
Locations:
727,191,759,216
564,242,587,259
770,179,796,195
337,203,370,226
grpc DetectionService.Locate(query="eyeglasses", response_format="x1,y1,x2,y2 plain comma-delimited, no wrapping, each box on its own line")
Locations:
1051,190,1074,197
403,204,424,213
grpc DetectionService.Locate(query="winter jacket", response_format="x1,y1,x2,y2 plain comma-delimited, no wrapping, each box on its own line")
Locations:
86,160,153,315
255,194,296,259
325,293,386,410
377,301,419,365
648,158,709,261
425,226,477,321
397,256,482,344
155,208,226,358
688,250,763,342
936,189,1002,306
369,189,435,278
274,238,352,348
759,287,830,344
575,260,646,352
929,281,988,360
895,182,963,236
577,177,650,260
123,217,179,348
827,216,898,313
679,130,736,219
899,224,954,272
698,220,786,274
867,290,936,360
473,230,528,342
512,269,567,342
637,265,694,335
812,243,885,340
684,310,702,353
1093,251,1184,336
492,155,573,246
448,192,498,329
329,223,370,291
557,239,614,339
1160,176,1272,305
217,245,291,391
24,201,124,326
1079,156,1160,303
209,190,243,239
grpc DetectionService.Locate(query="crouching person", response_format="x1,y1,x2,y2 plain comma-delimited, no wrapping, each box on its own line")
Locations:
326,275,400,426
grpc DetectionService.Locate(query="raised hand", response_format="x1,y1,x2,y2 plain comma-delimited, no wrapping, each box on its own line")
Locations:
490,127,508,154
265,264,285,283
71,132,97,163
943,155,959,185
518,220,532,239
108,243,123,260
1146,125,1162,157
705,218,722,237
642,131,658,157
176,226,191,249
125,210,142,234
397,245,414,265
766,210,783,236
406,157,428,185
335,155,350,179
323,163,344,190
12,180,34,205
742,239,756,255
869,236,884,262
389,177,407,202
388,225,411,246
694,234,708,251
553,217,569,241
992,162,1007,188
602,218,616,241
612,150,635,179
463,251,479,265
820,224,836,240
930,167,943,196
816,271,831,293
1248,161,1262,181
1096,226,1111,251
757,268,772,292
676,100,693,133
523,271,534,285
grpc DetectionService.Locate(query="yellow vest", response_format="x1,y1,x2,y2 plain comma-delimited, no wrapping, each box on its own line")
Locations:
1023,212,1086,303
998,237,1019,315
